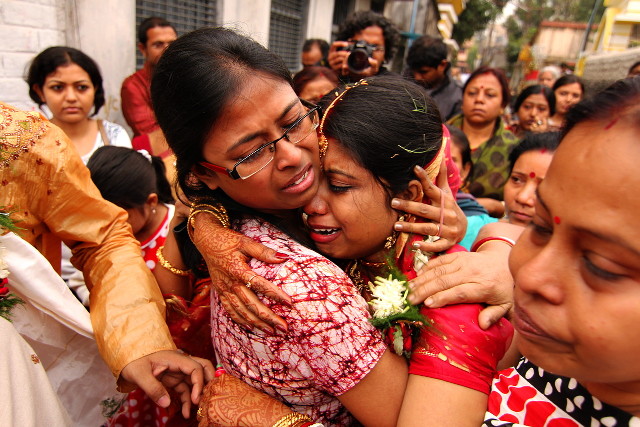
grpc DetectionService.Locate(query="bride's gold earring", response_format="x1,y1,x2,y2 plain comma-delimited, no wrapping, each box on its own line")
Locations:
384,215,405,250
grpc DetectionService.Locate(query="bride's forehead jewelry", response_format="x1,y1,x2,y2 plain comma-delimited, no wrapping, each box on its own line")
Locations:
318,79,369,162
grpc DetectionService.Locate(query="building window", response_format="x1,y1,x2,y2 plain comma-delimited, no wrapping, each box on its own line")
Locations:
269,0,308,72
135,0,218,68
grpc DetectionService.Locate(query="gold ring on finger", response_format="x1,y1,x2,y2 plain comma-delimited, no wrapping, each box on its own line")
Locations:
246,273,258,290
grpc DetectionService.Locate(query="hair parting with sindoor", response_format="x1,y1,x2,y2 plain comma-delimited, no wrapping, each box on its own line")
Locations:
320,74,443,198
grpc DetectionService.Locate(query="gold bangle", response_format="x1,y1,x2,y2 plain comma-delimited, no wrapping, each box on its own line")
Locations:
156,245,191,276
272,412,315,427
196,203,230,227
187,202,231,241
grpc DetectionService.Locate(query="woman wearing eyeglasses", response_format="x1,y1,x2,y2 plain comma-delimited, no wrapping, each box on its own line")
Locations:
151,28,414,426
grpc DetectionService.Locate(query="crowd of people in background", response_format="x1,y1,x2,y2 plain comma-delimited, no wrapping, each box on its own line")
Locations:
1,8,640,427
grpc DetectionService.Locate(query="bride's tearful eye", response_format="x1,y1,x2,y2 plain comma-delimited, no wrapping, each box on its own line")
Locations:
329,183,352,193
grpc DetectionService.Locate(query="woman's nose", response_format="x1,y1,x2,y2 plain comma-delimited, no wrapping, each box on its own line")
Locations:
274,137,303,171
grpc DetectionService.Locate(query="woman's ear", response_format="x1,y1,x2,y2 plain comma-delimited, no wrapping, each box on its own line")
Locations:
191,165,220,191
33,85,45,103
398,179,424,203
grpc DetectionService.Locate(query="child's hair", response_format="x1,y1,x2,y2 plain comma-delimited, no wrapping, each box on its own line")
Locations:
508,131,561,174
320,74,443,197
86,146,173,209
446,124,473,185
513,84,556,117
25,46,105,115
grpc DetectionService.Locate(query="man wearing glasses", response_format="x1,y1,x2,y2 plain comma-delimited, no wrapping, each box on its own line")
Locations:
327,11,400,84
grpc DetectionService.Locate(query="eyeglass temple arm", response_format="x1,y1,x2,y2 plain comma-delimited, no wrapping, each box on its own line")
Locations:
199,161,231,176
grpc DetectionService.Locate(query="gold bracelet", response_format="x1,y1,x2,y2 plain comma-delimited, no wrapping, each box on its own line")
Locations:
272,412,315,427
187,202,231,241
189,203,231,228
156,245,191,276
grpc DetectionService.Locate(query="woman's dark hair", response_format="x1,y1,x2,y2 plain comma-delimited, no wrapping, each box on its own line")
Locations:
446,124,473,185
86,146,174,209
462,66,510,108
508,131,560,174
552,74,584,95
513,84,556,116
320,75,443,197
292,66,339,97
151,27,292,206
25,46,105,115
337,11,400,62
563,76,640,139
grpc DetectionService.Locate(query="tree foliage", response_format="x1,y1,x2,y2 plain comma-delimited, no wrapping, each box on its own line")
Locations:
452,0,502,46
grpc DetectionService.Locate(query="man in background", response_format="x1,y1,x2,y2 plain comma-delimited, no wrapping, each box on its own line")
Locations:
121,17,177,136
406,35,462,121
327,11,400,83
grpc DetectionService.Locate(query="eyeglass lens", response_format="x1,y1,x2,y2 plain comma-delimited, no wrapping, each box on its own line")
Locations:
235,107,318,179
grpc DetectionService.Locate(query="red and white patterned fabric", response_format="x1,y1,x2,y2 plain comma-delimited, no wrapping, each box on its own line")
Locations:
211,218,387,426
484,358,640,427
139,204,175,270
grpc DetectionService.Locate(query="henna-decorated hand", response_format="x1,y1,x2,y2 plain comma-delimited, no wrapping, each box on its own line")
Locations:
191,213,292,334
198,372,292,427
392,164,467,253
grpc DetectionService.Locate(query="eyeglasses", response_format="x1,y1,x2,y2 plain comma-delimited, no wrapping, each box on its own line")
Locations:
199,100,320,180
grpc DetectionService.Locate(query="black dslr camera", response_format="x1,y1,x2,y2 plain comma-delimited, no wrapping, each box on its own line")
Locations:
336,40,379,74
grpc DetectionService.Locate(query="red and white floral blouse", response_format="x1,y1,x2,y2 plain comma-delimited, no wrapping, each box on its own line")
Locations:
211,218,387,426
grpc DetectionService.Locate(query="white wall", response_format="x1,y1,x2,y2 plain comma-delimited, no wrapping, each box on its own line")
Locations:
0,0,135,129
220,0,271,47
306,0,334,42
71,0,135,126
0,0,66,111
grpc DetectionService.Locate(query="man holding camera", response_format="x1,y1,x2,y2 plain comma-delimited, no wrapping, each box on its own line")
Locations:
327,11,400,83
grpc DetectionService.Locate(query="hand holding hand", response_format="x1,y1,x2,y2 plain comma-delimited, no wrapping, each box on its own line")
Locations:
120,350,215,419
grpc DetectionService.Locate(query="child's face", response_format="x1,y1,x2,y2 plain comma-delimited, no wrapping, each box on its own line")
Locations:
509,118,640,390
449,143,470,183
503,150,554,227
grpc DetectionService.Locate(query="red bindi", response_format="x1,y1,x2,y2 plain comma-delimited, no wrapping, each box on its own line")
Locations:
529,172,536,178
604,118,618,130
553,216,561,224
540,148,547,154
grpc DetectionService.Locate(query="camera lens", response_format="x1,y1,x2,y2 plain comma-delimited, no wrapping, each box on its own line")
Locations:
347,48,370,74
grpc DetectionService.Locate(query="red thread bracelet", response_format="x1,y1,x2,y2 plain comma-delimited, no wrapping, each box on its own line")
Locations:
471,236,516,252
